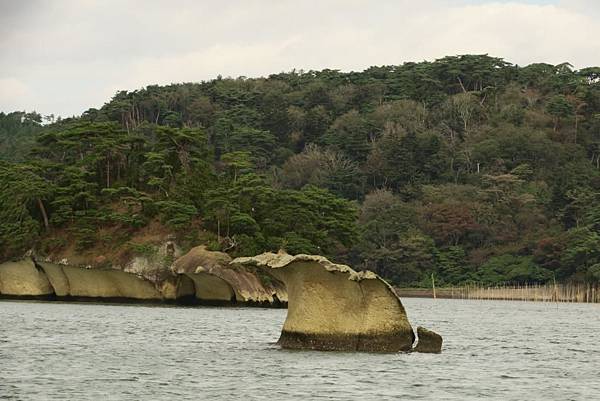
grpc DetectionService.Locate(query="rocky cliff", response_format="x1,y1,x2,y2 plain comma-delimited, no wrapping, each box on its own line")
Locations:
0,259,54,297
173,246,287,305
39,262,162,300
0,246,287,306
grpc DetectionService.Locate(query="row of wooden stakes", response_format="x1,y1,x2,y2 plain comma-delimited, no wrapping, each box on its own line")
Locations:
400,281,600,303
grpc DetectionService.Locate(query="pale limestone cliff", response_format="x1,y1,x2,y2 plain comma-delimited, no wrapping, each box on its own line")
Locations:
157,275,195,300
179,269,236,303
37,262,162,300
36,262,70,296
172,246,287,305
63,265,161,300
0,259,54,297
0,251,287,306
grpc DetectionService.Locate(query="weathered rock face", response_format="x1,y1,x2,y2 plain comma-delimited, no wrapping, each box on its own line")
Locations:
171,246,245,304
36,262,162,300
172,246,287,305
0,260,162,301
232,252,419,352
413,326,443,353
57,264,161,300
37,262,70,296
157,275,195,301
0,259,54,297
182,270,236,304
123,241,183,283
0,249,288,306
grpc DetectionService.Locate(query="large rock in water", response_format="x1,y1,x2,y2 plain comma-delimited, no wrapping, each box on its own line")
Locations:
233,252,421,352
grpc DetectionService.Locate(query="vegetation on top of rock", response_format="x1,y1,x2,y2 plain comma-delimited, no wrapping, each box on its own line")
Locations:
2,54,600,286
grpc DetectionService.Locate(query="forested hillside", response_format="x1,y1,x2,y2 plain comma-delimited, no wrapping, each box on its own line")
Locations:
2,55,600,286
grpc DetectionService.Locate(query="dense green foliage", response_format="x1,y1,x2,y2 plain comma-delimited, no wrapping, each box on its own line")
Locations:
2,55,600,286
0,112,45,161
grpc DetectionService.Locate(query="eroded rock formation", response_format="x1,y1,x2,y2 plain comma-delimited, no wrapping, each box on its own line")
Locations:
0,259,54,297
39,262,162,300
172,246,287,305
232,252,441,353
1,251,441,353
0,247,288,306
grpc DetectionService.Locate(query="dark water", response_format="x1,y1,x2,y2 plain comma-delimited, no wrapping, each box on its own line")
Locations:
1,298,598,400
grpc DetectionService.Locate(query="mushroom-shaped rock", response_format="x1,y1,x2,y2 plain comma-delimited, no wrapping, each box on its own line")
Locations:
413,326,443,353
232,252,416,352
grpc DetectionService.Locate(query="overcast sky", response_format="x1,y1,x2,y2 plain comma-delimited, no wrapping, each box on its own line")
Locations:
1,0,599,118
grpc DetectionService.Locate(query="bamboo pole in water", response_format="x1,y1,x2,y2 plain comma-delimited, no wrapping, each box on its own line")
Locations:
431,281,599,303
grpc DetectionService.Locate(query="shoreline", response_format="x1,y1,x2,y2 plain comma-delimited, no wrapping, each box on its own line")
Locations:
0,294,287,308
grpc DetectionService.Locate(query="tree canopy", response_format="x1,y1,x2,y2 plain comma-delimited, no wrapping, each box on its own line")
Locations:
2,54,600,286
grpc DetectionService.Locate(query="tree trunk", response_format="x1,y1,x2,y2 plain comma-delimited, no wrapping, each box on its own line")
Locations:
457,76,467,93
106,159,110,188
479,92,487,107
226,211,231,238
37,198,49,231
217,218,221,242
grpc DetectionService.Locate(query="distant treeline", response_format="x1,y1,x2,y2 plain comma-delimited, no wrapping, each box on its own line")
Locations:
2,54,600,286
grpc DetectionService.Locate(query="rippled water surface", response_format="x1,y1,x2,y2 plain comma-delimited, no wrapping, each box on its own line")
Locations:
1,298,599,400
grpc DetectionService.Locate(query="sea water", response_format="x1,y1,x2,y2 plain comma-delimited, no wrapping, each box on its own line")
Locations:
1,298,598,400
